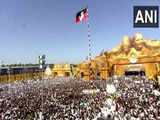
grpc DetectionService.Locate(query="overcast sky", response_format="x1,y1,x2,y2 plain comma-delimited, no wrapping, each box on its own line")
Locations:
0,0,160,64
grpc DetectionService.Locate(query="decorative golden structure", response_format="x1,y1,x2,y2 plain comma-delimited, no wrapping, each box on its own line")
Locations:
52,63,72,77
76,34,160,81
75,53,108,80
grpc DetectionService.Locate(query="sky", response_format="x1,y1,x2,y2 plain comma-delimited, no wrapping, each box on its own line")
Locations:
0,0,160,64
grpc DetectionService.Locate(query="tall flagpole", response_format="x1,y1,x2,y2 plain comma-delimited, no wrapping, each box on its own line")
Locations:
76,7,93,80
87,8,93,81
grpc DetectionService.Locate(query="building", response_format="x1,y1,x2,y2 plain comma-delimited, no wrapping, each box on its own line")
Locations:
52,63,73,77
76,53,108,80
76,34,160,81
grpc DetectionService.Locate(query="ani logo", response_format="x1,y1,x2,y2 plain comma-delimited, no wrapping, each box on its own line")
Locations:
134,6,159,27
130,58,137,63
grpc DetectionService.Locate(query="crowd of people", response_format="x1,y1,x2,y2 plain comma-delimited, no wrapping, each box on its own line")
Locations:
0,75,160,120
109,75,160,119
0,78,107,120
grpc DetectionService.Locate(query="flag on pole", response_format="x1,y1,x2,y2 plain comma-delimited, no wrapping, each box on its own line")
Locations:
76,8,88,23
